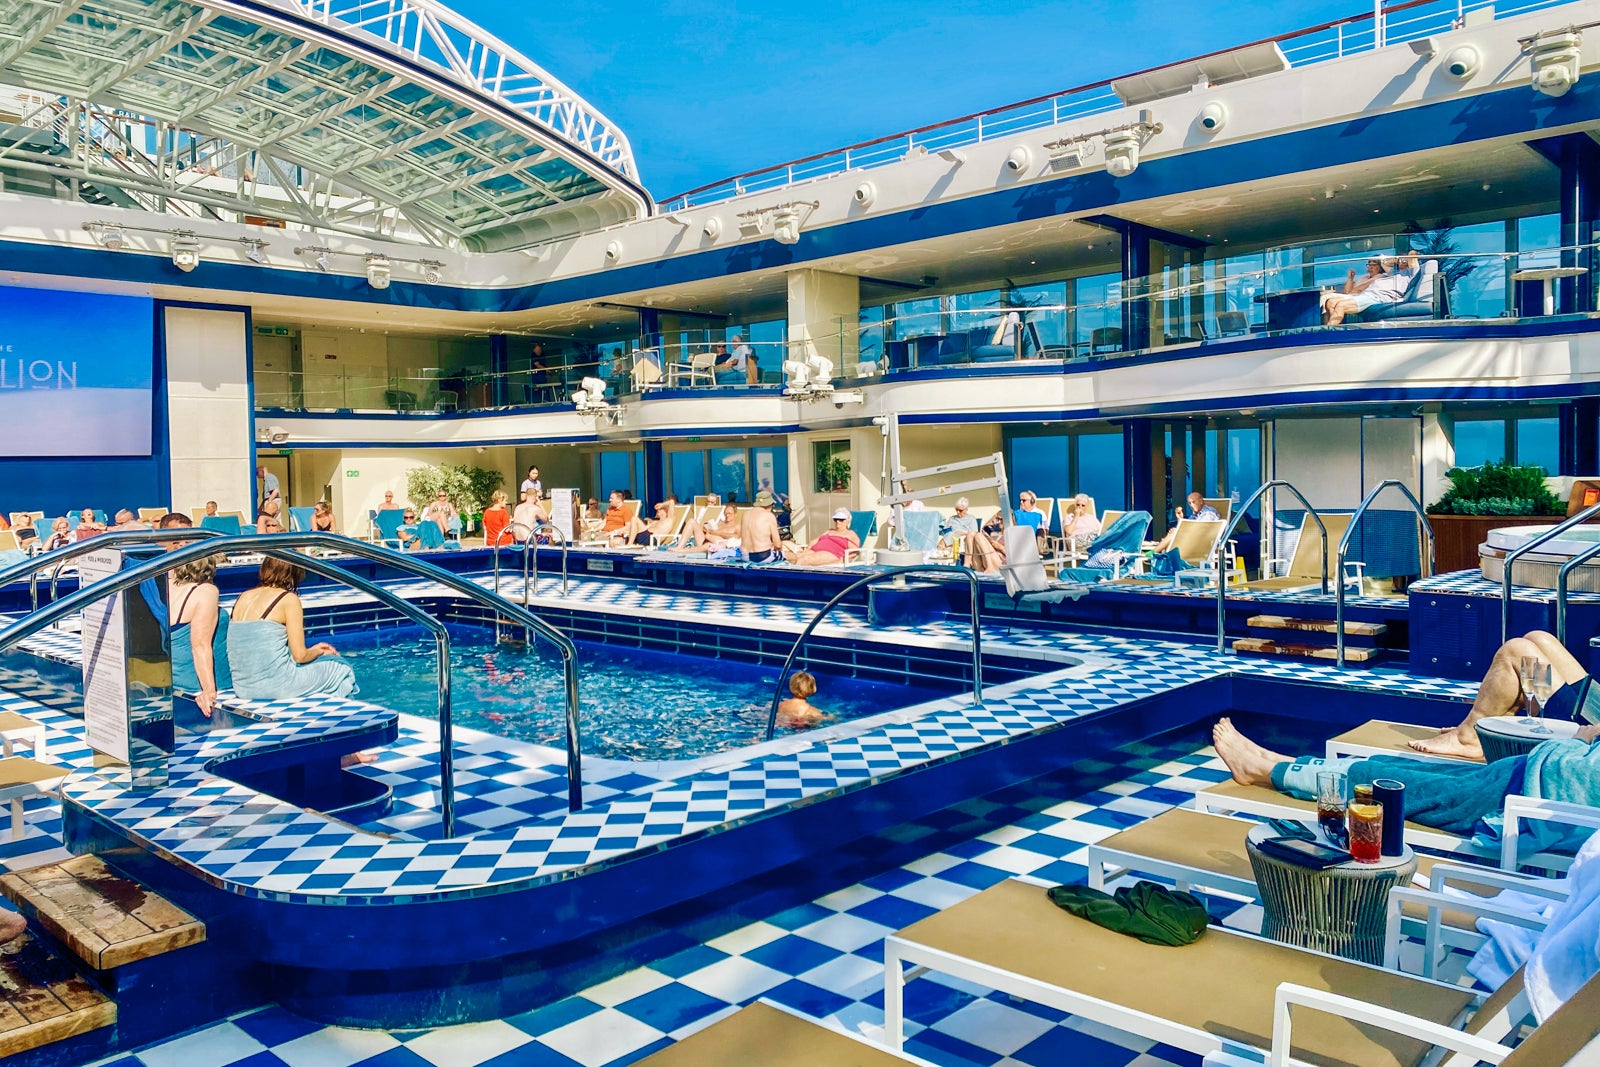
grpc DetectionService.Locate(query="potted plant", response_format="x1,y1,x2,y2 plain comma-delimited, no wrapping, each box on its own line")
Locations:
817,456,851,493
1426,460,1564,572
406,464,505,534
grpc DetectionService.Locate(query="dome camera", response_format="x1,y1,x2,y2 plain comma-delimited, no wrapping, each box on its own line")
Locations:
853,181,876,208
1004,145,1033,173
1444,44,1481,79
1198,102,1228,133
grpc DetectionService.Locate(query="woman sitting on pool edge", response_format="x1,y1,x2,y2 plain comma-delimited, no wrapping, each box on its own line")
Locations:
777,671,825,728
227,557,357,699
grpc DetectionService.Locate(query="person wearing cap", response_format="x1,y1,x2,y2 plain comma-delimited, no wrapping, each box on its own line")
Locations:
739,490,785,563
788,508,860,567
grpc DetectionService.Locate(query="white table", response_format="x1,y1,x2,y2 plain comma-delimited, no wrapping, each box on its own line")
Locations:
1476,713,1581,762
0,712,45,760
1512,265,1588,316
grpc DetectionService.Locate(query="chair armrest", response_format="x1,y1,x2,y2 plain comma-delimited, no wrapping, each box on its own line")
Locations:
1270,984,1509,1067
1382,884,1551,971
1426,861,1565,899
1500,794,1600,870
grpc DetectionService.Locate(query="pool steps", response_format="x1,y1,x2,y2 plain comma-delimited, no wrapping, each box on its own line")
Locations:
0,854,207,1065
1233,613,1391,665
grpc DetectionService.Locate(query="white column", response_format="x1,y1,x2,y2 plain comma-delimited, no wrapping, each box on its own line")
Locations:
786,269,860,375
164,307,253,515
1421,411,1455,509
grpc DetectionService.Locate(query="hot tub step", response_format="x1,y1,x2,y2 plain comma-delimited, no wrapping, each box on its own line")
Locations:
0,933,115,1057
1245,615,1387,637
0,856,204,970
1232,637,1380,664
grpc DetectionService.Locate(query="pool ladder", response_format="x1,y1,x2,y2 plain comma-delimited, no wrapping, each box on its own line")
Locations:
1499,500,1600,646
0,531,585,836
490,522,569,644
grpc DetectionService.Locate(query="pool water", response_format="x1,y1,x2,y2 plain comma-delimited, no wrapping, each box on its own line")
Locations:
336,628,954,761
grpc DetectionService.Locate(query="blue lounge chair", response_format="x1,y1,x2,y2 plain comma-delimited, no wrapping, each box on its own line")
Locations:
199,515,244,536
288,506,317,532
1053,510,1153,584
372,509,406,548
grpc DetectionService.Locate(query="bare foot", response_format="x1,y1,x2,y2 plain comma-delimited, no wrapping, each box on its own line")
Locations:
1212,718,1289,787
0,911,26,946
1408,731,1483,760
341,752,379,768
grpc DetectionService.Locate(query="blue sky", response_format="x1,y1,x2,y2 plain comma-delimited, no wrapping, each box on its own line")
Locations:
450,0,1365,198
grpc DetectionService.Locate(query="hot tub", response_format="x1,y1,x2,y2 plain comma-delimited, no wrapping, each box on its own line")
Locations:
1479,524,1600,591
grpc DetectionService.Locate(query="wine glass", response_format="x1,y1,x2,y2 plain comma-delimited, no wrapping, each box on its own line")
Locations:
1520,656,1540,719
1529,661,1554,735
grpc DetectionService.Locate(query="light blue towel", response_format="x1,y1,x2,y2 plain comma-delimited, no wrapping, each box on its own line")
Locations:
227,619,356,700
172,611,232,694
900,510,944,553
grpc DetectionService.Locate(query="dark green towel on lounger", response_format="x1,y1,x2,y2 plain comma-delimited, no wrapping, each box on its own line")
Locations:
1047,881,1208,946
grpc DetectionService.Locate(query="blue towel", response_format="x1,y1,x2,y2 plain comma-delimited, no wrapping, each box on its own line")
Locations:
899,510,943,553
227,620,356,700
1090,511,1152,555
172,611,231,694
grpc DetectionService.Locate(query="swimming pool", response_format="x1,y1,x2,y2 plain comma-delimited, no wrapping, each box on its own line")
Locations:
336,626,954,761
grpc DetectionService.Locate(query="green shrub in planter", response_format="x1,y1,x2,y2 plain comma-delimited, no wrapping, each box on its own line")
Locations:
1427,460,1562,516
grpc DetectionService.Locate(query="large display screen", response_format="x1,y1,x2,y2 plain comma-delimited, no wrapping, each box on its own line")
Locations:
0,286,155,457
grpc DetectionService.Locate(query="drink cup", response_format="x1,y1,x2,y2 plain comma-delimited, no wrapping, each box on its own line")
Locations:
1348,800,1383,863
1316,770,1350,849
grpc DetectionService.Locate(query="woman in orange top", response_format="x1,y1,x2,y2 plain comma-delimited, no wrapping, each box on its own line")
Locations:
481,490,511,547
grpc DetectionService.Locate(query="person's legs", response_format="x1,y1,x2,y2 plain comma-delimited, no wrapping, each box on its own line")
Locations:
794,550,843,567
965,531,1003,574
1410,635,1543,757
1212,717,1295,787
1154,526,1177,553
1522,630,1586,685
1324,296,1359,326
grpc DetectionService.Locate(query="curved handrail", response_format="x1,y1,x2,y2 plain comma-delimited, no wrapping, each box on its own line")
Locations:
1214,480,1327,654
491,522,534,608
1501,502,1600,643
762,566,983,742
6,528,226,613
1556,541,1600,646
0,534,585,819
1336,480,1435,666
525,522,570,600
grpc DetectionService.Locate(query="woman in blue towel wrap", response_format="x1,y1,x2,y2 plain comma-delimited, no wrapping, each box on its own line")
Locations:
169,552,231,716
226,557,356,700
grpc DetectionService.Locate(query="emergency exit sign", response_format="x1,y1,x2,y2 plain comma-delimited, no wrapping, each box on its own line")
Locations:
346,471,359,477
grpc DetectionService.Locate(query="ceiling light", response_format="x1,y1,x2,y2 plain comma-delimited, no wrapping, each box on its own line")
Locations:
421,262,441,284
1529,29,1583,97
170,234,201,272
366,255,391,290
242,238,267,264
313,249,331,272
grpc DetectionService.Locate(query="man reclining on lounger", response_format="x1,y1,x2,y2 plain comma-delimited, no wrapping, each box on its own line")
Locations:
1212,716,1600,845
1410,630,1598,759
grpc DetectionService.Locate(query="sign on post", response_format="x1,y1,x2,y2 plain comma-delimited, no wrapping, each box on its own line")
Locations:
77,548,172,788
78,549,129,764
550,488,577,543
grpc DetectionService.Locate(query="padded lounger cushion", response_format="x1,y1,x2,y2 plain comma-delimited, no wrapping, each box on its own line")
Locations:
892,879,1475,1067
636,1001,919,1065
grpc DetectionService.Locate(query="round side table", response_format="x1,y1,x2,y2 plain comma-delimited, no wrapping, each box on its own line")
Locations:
1245,824,1415,965
1474,716,1581,763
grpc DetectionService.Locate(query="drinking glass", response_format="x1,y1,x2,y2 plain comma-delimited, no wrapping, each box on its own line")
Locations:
1520,656,1540,718
1315,770,1350,849
1529,661,1554,735
1347,798,1384,863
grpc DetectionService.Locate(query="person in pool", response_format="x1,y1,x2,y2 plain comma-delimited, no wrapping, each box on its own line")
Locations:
777,671,825,727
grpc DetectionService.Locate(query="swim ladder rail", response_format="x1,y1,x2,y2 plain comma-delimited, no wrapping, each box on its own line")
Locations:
1336,480,1435,667
490,522,569,641
762,565,983,742
1555,541,1600,646
0,533,585,830
1500,501,1600,645
1214,480,1328,655
9,528,230,616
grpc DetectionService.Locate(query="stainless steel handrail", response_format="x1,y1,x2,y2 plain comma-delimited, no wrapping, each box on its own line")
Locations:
1500,502,1600,644
0,534,586,821
490,522,534,605
1214,480,1327,654
526,522,570,599
7,528,227,613
1556,541,1600,646
1336,480,1435,666
762,566,983,741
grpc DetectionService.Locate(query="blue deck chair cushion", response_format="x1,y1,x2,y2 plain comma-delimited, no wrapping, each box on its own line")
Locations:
199,515,243,536
847,510,877,548
288,506,316,532
372,510,406,547
899,510,944,554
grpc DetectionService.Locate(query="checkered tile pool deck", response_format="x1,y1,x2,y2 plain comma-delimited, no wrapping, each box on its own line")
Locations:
85,732,1435,1067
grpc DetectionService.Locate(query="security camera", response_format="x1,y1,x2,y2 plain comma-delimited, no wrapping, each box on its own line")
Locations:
1004,145,1032,173
1103,129,1141,179
604,240,622,263
853,181,876,208
1443,44,1480,80
702,217,722,240
771,207,803,245
1197,102,1228,133
1531,31,1583,97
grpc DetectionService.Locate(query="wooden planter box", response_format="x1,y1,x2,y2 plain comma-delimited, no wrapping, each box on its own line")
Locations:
1429,514,1556,574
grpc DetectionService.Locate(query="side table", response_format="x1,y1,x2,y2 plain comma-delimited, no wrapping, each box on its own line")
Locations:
1475,715,1580,763
1245,824,1415,965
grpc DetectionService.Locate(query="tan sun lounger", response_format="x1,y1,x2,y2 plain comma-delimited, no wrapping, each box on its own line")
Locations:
1250,512,1353,592
1325,720,1483,764
884,878,1487,1067
635,1000,934,1065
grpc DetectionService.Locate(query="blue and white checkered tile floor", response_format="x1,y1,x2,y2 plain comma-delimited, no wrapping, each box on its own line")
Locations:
1410,569,1600,603
84,732,1338,1067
